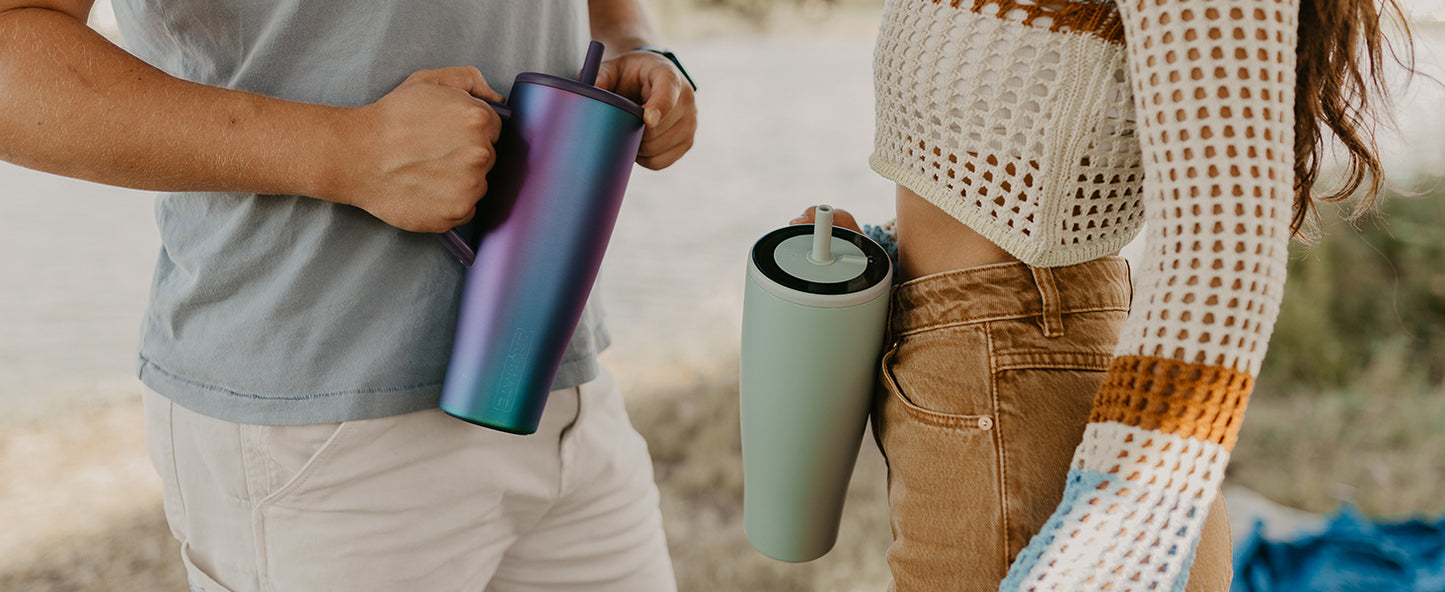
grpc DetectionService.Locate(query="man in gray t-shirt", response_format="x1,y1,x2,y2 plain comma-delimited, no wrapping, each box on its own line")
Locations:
0,0,696,589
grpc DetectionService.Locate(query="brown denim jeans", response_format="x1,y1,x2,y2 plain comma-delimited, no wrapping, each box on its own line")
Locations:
872,257,1232,591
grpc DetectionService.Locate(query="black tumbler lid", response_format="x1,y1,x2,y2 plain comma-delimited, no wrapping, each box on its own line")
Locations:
751,225,892,296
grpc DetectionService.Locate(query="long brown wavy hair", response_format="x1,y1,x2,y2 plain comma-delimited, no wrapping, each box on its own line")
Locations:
1292,0,1416,236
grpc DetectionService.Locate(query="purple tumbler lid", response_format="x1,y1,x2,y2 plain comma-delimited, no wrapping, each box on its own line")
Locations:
435,41,643,269
515,41,644,121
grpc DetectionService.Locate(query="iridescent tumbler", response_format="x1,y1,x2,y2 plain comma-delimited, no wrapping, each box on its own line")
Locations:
438,42,644,434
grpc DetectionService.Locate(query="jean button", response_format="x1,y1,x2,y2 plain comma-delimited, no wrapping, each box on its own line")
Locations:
977,416,994,430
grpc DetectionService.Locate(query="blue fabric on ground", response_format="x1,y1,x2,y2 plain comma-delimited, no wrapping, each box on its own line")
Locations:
1233,503,1445,592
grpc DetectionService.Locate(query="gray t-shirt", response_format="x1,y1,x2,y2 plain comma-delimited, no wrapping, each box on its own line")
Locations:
114,0,610,425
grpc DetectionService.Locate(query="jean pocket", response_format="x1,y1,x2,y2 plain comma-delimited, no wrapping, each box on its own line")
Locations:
879,330,996,430
875,340,1009,586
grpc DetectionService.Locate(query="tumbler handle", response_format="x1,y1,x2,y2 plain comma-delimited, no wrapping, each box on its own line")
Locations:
438,41,606,267
480,99,513,124
438,98,512,267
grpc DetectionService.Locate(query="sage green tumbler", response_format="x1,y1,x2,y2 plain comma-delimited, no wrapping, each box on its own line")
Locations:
740,205,893,562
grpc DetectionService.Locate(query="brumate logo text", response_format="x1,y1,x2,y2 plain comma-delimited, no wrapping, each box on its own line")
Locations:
492,328,536,413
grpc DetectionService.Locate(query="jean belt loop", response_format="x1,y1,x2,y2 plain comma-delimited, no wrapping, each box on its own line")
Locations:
884,289,898,348
1124,259,1135,306
1030,265,1065,338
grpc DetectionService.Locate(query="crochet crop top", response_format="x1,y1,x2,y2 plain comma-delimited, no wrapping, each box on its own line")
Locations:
871,0,1298,590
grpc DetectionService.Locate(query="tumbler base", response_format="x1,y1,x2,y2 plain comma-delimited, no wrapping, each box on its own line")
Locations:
441,408,539,436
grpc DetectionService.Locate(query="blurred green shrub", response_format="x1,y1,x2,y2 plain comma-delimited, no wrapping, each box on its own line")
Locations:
1262,178,1445,391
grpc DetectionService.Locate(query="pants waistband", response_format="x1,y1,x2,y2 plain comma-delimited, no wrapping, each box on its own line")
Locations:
890,257,1132,338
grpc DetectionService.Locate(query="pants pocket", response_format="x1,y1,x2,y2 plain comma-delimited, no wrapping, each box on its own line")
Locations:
253,410,510,591
251,420,351,504
178,540,234,592
875,333,1009,592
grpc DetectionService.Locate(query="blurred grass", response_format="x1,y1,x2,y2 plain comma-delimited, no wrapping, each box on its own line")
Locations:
1229,380,1445,517
627,365,892,592
1230,178,1445,517
0,401,187,592
1260,179,1445,391
0,507,185,592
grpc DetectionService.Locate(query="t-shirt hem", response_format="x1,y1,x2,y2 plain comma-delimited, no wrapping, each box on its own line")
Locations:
138,352,609,425
140,355,443,425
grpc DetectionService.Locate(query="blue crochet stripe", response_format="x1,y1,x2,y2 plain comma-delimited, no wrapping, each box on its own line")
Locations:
862,223,899,274
1169,510,1205,592
1000,467,1205,591
1000,469,1115,590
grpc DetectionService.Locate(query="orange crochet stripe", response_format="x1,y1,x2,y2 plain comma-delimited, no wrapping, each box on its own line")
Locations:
1090,355,1253,449
926,0,1125,44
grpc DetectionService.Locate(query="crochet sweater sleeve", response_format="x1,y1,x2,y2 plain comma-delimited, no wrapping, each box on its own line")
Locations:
999,0,1299,589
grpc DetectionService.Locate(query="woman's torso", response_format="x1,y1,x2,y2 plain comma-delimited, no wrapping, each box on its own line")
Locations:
873,0,1141,273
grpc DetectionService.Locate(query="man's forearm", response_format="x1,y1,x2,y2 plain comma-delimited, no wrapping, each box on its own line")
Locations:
0,7,347,200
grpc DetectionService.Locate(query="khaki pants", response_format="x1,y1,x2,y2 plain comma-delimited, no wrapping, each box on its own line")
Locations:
873,257,1232,591
143,369,676,592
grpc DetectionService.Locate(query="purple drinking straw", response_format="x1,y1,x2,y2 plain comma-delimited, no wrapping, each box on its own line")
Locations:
578,41,604,86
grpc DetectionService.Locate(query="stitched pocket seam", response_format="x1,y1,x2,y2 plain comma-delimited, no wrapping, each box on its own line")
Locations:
881,345,991,429
992,350,1114,372
255,422,352,507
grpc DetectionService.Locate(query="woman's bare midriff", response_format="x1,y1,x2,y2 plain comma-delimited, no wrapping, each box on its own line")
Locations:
895,185,1121,282
895,185,1020,282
